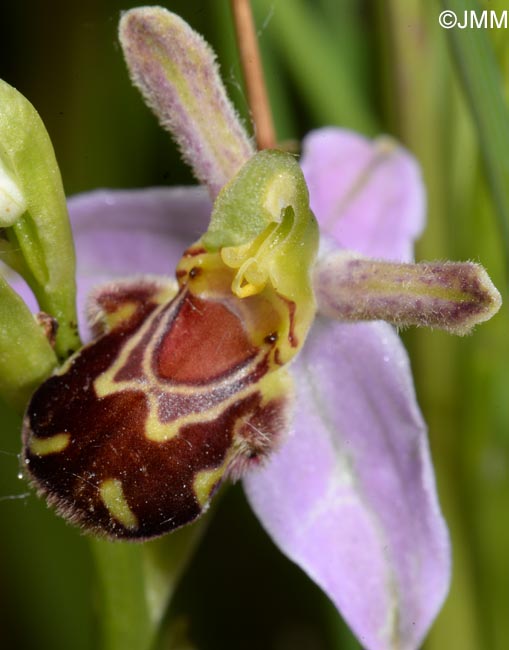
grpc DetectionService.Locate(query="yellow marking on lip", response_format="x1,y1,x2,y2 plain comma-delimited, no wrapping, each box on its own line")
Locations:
99,478,138,529
143,380,259,442
29,433,70,456
93,304,164,398
193,466,225,508
106,301,138,330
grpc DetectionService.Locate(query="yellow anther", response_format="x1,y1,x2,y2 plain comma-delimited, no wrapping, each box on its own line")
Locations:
221,240,254,268
231,258,267,298
221,220,285,299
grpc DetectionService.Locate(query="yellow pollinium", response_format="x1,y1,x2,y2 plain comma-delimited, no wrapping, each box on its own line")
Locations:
104,301,138,331
221,220,280,299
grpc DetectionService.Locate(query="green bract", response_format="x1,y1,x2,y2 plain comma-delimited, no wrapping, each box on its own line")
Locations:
0,79,80,367
0,275,57,409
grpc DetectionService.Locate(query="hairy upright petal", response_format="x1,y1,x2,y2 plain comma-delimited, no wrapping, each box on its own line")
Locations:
244,318,450,650
301,128,425,262
119,7,254,198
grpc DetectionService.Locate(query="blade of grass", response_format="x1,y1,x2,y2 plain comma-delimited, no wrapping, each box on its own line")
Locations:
442,0,509,272
375,2,487,648
252,0,379,134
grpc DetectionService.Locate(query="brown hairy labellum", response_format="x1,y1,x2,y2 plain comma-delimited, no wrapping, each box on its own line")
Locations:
22,267,292,540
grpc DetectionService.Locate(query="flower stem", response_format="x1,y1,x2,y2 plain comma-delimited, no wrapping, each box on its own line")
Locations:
230,0,276,149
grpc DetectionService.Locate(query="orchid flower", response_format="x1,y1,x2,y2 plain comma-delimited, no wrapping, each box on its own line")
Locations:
0,7,502,650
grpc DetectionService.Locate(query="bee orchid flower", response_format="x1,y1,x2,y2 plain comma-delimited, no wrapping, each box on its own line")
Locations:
0,7,501,650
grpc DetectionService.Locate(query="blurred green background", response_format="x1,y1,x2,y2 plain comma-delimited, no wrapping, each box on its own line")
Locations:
0,1,507,649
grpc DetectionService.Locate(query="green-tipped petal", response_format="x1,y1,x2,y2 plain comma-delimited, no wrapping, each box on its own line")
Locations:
315,252,502,335
119,7,254,198
0,79,80,359
0,275,57,410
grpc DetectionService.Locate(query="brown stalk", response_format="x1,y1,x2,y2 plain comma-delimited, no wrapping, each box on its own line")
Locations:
230,0,276,150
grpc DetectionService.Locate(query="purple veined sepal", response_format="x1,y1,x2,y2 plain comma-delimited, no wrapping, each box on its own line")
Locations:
244,316,451,650
301,127,425,262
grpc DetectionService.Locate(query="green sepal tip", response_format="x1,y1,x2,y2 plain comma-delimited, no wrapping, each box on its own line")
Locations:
0,275,57,410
